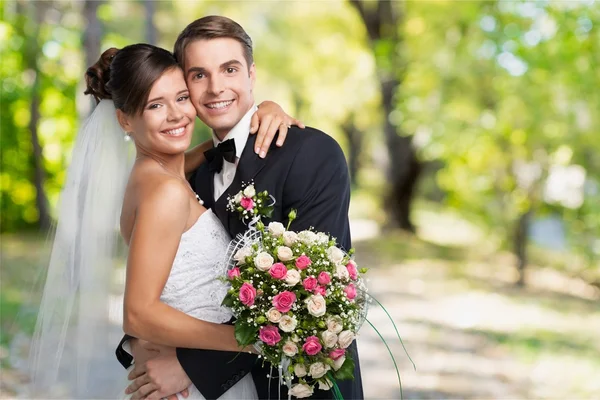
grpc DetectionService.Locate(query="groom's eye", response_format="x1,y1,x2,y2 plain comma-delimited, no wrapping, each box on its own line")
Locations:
226,67,237,74
193,73,204,80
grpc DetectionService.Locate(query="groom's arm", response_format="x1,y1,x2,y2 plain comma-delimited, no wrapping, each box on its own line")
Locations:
116,334,134,368
283,129,351,250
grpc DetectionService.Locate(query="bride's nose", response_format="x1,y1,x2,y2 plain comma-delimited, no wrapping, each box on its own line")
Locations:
167,103,184,122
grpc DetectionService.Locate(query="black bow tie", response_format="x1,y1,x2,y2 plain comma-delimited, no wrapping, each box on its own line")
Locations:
204,139,237,173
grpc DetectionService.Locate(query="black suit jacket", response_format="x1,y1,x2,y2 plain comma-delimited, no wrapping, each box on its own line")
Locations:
116,127,364,400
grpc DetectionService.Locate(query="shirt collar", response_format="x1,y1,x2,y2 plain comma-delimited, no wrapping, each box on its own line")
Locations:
212,104,257,159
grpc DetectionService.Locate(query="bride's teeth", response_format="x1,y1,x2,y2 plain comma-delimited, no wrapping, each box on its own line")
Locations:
207,100,233,109
164,127,185,135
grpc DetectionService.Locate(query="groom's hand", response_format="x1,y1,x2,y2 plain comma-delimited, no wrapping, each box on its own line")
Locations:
126,353,192,400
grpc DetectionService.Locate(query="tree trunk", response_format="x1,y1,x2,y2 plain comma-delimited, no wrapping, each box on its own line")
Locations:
349,0,421,232
341,116,363,187
23,1,50,229
144,0,157,45
514,210,532,286
83,0,103,69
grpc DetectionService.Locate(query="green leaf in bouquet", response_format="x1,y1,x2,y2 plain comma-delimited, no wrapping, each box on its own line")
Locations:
333,357,355,381
234,323,258,347
221,294,235,308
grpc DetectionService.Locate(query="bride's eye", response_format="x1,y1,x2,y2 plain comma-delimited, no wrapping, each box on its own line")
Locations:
147,103,161,110
177,95,190,102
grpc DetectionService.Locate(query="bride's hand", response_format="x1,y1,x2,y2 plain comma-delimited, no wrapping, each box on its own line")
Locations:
251,101,305,158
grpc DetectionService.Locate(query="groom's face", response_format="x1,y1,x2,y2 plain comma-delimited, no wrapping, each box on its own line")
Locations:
184,38,256,140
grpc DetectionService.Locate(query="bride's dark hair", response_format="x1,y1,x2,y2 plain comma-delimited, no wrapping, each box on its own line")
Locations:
84,44,179,115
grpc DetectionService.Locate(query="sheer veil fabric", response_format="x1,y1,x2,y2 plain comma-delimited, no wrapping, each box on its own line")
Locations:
27,100,133,397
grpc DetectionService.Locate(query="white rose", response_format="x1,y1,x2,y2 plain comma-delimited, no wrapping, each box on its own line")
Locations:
326,316,344,334
282,341,298,357
333,355,346,371
254,252,274,271
234,192,243,203
243,185,256,198
284,269,301,286
289,383,313,398
309,362,330,379
316,232,330,245
321,330,338,348
334,264,350,280
276,246,294,262
233,247,252,263
268,222,285,237
294,363,307,377
283,231,298,247
327,246,345,264
298,230,317,245
305,295,327,317
266,307,282,323
278,315,298,332
337,330,355,349
292,334,300,343
318,379,333,390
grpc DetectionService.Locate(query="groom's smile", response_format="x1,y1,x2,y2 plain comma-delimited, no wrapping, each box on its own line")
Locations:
184,38,256,141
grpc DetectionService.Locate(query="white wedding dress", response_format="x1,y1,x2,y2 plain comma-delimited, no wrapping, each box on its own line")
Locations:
126,209,258,400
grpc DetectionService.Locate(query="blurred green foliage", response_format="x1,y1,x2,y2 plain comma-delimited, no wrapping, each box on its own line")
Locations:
1,0,599,273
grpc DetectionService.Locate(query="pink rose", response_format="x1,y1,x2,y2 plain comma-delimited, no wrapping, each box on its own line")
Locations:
272,291,296,313
228,267,241,280
317,271,331,285
303,276,318,292
314,285,326,296
240,197,254,211
295,255,312,270
239,282,257,306
302,336,322,356
344,283,357,300
269,263,288,280
346,261,358,280
259,325,281,346
329,348,346,360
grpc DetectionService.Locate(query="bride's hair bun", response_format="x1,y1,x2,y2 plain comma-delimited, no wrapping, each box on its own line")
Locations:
84,47,119,103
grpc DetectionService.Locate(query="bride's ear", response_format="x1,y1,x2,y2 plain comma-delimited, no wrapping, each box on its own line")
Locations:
116,109,133,134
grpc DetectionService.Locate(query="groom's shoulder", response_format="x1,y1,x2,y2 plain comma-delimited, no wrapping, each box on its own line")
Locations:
286,125,343,155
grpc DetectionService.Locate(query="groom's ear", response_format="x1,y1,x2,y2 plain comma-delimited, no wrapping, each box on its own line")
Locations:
116,109,133,133
249,63,256,91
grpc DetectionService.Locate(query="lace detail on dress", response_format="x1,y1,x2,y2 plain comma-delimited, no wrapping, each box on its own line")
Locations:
160,209,233,324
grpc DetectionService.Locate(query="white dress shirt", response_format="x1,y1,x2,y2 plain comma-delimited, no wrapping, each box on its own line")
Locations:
212,104,257,200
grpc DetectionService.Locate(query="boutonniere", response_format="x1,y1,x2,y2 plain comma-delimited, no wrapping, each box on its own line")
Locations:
227,181,274,223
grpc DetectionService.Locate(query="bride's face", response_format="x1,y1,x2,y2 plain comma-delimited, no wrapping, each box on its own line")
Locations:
119,67,196,156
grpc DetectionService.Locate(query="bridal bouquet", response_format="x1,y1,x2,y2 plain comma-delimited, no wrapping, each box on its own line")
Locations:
221,208,369,398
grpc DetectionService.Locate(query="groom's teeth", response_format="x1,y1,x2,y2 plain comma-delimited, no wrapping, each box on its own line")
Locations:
207,100,233,109
164,127,185,135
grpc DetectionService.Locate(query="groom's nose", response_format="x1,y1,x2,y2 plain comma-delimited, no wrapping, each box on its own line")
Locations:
207,75,225,95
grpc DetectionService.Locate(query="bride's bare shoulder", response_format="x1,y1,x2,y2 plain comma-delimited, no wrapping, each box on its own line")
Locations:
121,163,189,241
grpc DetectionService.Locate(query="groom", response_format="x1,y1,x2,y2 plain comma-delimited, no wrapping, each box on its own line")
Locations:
117,16,364,400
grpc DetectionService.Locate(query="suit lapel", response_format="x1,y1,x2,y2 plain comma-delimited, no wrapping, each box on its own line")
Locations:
192,163,215,210
214,135,269,237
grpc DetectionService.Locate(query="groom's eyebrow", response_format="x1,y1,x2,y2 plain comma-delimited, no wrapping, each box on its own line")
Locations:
186,60,244,77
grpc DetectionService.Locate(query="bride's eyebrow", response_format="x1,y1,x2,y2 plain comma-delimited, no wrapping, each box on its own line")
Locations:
146,90,188,104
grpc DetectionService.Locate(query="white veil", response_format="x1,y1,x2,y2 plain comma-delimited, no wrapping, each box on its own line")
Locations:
27,100,134,398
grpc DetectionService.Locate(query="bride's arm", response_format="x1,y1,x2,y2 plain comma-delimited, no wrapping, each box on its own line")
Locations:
124,179,247,352
183,100,305,177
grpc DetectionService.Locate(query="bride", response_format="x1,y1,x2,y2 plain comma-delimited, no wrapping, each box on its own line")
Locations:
28,43,300,399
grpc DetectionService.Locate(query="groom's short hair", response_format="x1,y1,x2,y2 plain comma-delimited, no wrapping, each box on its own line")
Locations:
174,16,254,70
